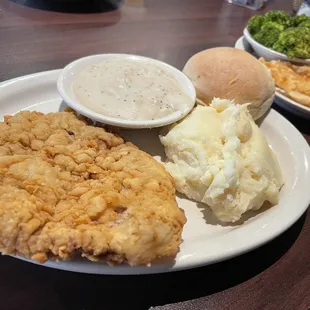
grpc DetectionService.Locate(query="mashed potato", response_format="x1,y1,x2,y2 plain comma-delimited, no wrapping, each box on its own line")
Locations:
160,98,283,223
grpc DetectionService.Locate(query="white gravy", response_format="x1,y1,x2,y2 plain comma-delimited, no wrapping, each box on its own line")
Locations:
72,59,192,121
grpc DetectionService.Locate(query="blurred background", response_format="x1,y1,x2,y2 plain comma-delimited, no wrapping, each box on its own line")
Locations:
10,0,125,13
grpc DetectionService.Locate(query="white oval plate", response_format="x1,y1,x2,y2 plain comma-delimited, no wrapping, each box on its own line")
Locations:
0,70,310,275
235,36,310,119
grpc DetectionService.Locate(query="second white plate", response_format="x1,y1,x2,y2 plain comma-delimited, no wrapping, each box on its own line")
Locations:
235,36,310,119
0,70,310,275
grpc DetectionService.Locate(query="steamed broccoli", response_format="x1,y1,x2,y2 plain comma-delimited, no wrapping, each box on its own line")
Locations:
298,19,310,29
248,15,266,35
264,11,290,27
291,14,309,27
261,21,285,32
272,28,310,59
253,22,283,47
247,10,310,59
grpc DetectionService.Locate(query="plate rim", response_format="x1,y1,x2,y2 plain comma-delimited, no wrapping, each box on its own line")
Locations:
234,36,310,118
0,69,310,275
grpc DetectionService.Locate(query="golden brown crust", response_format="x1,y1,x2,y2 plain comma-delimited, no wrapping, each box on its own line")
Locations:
260,58,310,107
183,47,275,120
0,111,186,266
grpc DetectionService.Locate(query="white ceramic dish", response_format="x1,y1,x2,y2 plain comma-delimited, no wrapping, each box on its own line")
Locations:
235,36,310,119
243,28,310,65
0,70,310,275
57,54,196,129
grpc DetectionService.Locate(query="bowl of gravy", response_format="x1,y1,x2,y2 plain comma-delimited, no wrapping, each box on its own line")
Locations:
57,54,196,129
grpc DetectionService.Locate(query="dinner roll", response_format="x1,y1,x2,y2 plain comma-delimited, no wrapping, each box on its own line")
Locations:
183,47,275,120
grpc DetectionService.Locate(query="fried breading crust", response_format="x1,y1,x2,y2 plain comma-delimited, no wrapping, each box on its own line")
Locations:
0,111,186,266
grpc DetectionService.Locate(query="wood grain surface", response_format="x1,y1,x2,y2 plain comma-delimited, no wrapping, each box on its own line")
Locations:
0,0,309,309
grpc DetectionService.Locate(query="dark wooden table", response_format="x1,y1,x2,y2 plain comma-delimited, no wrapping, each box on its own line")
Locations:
0,1,309,309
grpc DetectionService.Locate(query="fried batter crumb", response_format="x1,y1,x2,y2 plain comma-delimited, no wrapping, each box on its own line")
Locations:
0,111,186,266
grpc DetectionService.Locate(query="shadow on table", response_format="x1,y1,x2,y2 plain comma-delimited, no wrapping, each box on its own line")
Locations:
9,0,123,13
0,211,307,310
